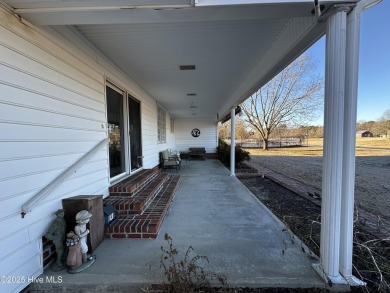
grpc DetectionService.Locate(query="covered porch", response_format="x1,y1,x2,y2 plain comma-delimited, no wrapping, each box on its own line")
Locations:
0,0,382,291
31,160,343,292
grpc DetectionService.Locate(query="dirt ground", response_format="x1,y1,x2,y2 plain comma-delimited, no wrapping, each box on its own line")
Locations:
245,147,390,220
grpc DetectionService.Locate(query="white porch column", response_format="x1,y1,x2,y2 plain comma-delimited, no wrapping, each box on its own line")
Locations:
313,7,348,284
339,7,361,284
230,108,236,176
340,1,379,285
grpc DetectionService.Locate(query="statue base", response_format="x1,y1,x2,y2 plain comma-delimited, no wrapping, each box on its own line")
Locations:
67,256,95,274
51,262,67,272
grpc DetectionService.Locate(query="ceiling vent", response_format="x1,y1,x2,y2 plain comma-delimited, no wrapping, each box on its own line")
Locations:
180,65,196,70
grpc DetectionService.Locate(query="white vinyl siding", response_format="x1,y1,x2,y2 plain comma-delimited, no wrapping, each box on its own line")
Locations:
175,119,218,153
0,9,107,292
0,7,164,292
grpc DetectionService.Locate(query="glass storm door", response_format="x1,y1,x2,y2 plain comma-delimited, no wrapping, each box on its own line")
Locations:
106,86,125,178
128,95,142,171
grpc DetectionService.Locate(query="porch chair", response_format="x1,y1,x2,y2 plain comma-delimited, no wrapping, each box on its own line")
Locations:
168,149,182,163
160,149,181,171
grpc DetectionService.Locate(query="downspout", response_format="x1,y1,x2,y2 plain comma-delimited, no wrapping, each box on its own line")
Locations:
21,138,110,218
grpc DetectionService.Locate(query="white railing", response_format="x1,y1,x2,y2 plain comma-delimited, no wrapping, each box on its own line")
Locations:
21,138,110,218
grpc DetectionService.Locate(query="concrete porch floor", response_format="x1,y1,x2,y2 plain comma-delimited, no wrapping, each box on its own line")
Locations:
32,159,340,292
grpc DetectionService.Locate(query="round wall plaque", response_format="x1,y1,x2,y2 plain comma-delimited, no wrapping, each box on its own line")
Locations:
191,128,200,137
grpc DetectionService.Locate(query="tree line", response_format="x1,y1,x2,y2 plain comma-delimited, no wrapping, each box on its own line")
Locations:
219,113,390,143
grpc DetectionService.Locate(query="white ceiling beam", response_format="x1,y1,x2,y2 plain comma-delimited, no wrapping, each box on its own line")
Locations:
12,4,316,25
13,4,193,14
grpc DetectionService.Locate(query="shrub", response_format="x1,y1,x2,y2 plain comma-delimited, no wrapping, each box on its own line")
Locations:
149,233,229,293
217,138,250,167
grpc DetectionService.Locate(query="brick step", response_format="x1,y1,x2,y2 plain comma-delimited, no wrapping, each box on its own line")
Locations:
105,174,180,239
109,168,160,197
105,173,169,214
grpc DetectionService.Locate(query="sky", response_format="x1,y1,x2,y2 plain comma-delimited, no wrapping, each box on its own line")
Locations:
306,0,390,125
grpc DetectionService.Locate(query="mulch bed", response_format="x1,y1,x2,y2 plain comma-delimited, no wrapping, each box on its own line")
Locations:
240,176,322,255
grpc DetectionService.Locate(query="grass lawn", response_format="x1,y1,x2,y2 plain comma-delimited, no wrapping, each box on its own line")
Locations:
246,137,390,157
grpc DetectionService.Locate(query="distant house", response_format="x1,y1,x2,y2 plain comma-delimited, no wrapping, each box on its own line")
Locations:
356,130,373,137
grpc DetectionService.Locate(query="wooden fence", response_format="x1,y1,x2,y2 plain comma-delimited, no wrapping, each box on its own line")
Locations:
224,138,303,148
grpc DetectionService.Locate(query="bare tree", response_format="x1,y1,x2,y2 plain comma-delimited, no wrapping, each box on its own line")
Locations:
380,108,390,121
218,121,231,139
378,108,390,137
218,117,253,140
241,54,323,149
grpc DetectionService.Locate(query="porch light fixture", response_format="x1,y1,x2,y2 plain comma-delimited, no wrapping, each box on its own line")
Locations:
311,0,324,17
220,106,241,124
180,65,196,70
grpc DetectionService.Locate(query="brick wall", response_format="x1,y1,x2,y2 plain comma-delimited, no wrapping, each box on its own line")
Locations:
42,237,56,269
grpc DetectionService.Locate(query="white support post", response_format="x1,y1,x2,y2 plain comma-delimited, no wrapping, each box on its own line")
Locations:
230,108,236,176
339,4,366,286
312,7,348,285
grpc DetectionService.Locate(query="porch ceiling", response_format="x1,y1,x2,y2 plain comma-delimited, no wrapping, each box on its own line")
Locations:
4,0,357,120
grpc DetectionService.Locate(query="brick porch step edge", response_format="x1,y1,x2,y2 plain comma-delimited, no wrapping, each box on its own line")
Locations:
109,168,160,196
105,174,180,239
105,173,169,214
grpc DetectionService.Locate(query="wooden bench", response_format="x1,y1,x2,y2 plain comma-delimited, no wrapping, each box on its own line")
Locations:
188,147,206,160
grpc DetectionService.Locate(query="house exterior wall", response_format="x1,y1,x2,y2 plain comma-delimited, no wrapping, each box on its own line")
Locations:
175,118,218,154
0,7,174,292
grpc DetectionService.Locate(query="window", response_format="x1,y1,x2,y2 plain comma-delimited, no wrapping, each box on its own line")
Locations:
170,117,174,133
157,105,166,143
